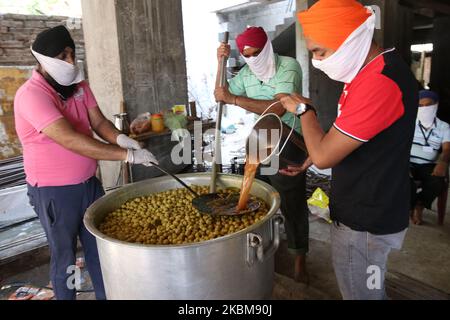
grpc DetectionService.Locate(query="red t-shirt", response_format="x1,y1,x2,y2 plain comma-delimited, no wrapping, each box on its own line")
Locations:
334,48,405,142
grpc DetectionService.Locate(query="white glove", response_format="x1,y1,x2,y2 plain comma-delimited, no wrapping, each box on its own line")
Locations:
126,149,159,167
117,134,142,150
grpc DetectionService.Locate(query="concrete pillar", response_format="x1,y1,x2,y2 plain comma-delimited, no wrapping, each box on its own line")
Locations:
296,0,310,97
81,0,123,188
115,0,188,120
115,0,188,183
431,16,450,123
81,0,188,186
382,0,414,65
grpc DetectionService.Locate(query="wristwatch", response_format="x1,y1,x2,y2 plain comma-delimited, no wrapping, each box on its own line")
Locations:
295,103,316,117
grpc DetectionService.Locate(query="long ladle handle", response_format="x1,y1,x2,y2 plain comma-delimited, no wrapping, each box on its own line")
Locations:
150,162,199,197
211,31,230,193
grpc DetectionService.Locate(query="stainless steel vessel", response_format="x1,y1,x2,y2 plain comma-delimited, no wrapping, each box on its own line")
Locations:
84,173,282,300
113,113,130,135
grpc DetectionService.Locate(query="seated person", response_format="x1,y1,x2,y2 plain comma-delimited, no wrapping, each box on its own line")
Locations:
410,90,450,225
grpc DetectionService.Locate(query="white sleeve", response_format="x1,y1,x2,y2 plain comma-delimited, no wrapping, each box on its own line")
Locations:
443,123,450,143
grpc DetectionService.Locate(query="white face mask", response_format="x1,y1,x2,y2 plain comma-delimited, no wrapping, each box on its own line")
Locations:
418,104,438,128
242,40,276,84
311,12,376,83
31,48,84,86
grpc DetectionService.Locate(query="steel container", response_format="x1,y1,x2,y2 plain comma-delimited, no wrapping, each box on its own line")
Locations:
84,173,282,300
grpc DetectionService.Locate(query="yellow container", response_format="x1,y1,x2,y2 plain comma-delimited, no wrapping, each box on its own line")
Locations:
151,113,165,133
173,104,187,115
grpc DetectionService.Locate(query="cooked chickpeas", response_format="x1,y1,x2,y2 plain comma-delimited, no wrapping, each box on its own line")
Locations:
99,186,269,245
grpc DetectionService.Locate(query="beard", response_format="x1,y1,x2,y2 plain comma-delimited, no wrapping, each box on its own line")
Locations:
41,71,78,100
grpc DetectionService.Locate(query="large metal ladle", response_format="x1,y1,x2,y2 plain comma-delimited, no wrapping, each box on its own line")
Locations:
145,32,264,216
149,162,260,216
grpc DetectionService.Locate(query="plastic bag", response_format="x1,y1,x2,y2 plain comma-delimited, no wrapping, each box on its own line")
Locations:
164,111,188,141
130,112,152,135
307,188,332,224
164,111,188,130
8,287,40,300
31,288,54,300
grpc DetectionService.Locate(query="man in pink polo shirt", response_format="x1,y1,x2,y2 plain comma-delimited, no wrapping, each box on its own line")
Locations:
14,26,157,300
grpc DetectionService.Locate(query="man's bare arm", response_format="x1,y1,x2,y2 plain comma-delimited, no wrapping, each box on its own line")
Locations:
438,142,450,164
281,94,363,169
300,112,363,169
215,87,287,116
433,142,450,177
88,107,122,144
42,118,127,161
235,94,287,116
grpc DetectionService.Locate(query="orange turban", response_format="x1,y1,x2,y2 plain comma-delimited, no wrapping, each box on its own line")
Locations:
297,0,371,51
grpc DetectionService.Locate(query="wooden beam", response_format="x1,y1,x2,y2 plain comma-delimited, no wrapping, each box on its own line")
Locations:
400,0,450,15
415,8,435,19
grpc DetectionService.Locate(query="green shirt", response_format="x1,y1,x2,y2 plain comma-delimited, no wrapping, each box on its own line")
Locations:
228,54,303,133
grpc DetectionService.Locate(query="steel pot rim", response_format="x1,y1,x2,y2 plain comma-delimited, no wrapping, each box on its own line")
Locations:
84,173,281,250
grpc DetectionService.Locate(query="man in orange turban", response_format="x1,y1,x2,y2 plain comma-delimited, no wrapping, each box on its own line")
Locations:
280,0,419,300
298,0,371,51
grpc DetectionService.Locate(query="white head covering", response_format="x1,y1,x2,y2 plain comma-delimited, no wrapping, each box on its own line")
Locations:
242,40,276,84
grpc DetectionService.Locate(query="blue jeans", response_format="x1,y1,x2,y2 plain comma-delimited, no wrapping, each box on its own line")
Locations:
331,222,407,300
27,177,106,300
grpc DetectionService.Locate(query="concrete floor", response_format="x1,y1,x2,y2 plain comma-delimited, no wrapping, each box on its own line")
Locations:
1,209,449,300
273,212,450,300
387,210,450,295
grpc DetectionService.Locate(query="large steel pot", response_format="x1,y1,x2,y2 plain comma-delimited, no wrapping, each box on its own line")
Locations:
84,173,282,300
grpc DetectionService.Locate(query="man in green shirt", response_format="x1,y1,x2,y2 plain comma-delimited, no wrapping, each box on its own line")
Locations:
215,27,312,283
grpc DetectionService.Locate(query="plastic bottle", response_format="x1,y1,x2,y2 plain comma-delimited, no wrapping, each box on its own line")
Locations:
151,113,165,133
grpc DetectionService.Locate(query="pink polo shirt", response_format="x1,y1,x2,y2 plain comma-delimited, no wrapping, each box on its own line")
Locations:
14,70,98,187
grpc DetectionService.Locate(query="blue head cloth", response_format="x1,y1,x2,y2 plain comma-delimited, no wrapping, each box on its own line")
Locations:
419,90,440,104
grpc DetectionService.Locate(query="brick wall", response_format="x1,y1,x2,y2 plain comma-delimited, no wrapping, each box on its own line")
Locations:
0,67,32,159
0,14,85,66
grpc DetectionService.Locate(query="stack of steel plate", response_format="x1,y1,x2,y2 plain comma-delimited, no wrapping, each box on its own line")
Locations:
0,156,26,190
